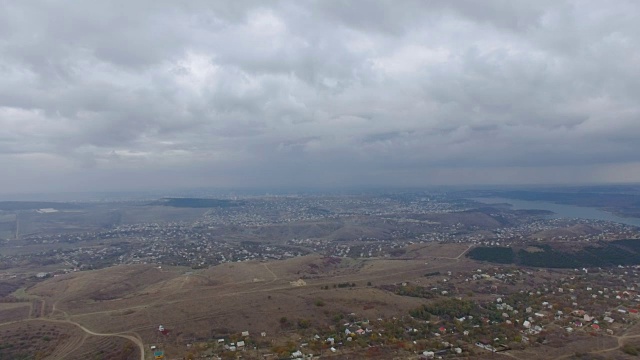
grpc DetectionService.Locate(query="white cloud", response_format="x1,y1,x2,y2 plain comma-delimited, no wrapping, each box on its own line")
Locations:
1,1,640,193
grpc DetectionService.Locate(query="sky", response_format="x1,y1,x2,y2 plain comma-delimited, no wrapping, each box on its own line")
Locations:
1,0,640,194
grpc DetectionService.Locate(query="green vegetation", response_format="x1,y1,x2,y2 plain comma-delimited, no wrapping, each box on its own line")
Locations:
279,316,292,329
468,247,514,264
410,298,477,321
623,344,640,356
336,282,356,288
10,288,37,301
517,245,579,268
381,284,436,299
467,240,640,268
297,318,311,329
423,271,441,277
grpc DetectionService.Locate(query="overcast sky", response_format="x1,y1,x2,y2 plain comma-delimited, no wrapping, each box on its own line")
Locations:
1,1,640,194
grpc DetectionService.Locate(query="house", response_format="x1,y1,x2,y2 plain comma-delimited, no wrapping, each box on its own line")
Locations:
532,325,543,333
237,341,245,347
591,324,600,330
422,351,435,358
241,331,250,337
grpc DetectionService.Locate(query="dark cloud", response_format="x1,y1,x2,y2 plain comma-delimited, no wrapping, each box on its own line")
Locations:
1,1,640,193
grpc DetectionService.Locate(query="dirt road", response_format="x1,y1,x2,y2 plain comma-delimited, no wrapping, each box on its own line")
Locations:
66,319,145,360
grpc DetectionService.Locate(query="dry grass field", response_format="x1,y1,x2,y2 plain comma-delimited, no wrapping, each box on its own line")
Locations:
62,335,139,360
0,302,31,323
0,319,141,360
2,242,638,359
0,320,84,359
6,243,475,358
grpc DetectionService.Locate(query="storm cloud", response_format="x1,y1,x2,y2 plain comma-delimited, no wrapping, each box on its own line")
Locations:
1,1,640,193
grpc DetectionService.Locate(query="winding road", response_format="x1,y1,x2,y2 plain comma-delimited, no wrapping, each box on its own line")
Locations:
0,317,145,360
62,319,145,360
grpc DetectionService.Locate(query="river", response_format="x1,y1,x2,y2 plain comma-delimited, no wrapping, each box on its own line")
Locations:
470,197,640,228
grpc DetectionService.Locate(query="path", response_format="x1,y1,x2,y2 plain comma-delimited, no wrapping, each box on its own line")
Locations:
553,332,640,359
455,244,474,260
0,317,145,360
263,263,278,282
48,318,145,360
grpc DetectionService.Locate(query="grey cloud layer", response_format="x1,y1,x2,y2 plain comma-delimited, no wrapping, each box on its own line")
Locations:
1,0,640,192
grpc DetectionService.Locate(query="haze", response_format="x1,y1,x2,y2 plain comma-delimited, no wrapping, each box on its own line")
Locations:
2,1,640,194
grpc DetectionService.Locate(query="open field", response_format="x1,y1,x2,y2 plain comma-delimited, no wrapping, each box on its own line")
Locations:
0,302,30,323
3,244,476,358
0,320,84,359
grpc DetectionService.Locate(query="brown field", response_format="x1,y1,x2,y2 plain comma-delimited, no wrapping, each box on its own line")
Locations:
0,320,85,359
0,319,141,360
0,302,31,323
62,335,139,360
7,243,475,358
3,242,638,359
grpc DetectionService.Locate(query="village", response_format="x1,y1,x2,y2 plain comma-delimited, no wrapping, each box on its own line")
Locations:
2,196,638,277
139,263,640,359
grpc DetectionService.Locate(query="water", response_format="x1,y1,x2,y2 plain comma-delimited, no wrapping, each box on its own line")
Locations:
471,197,640,228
